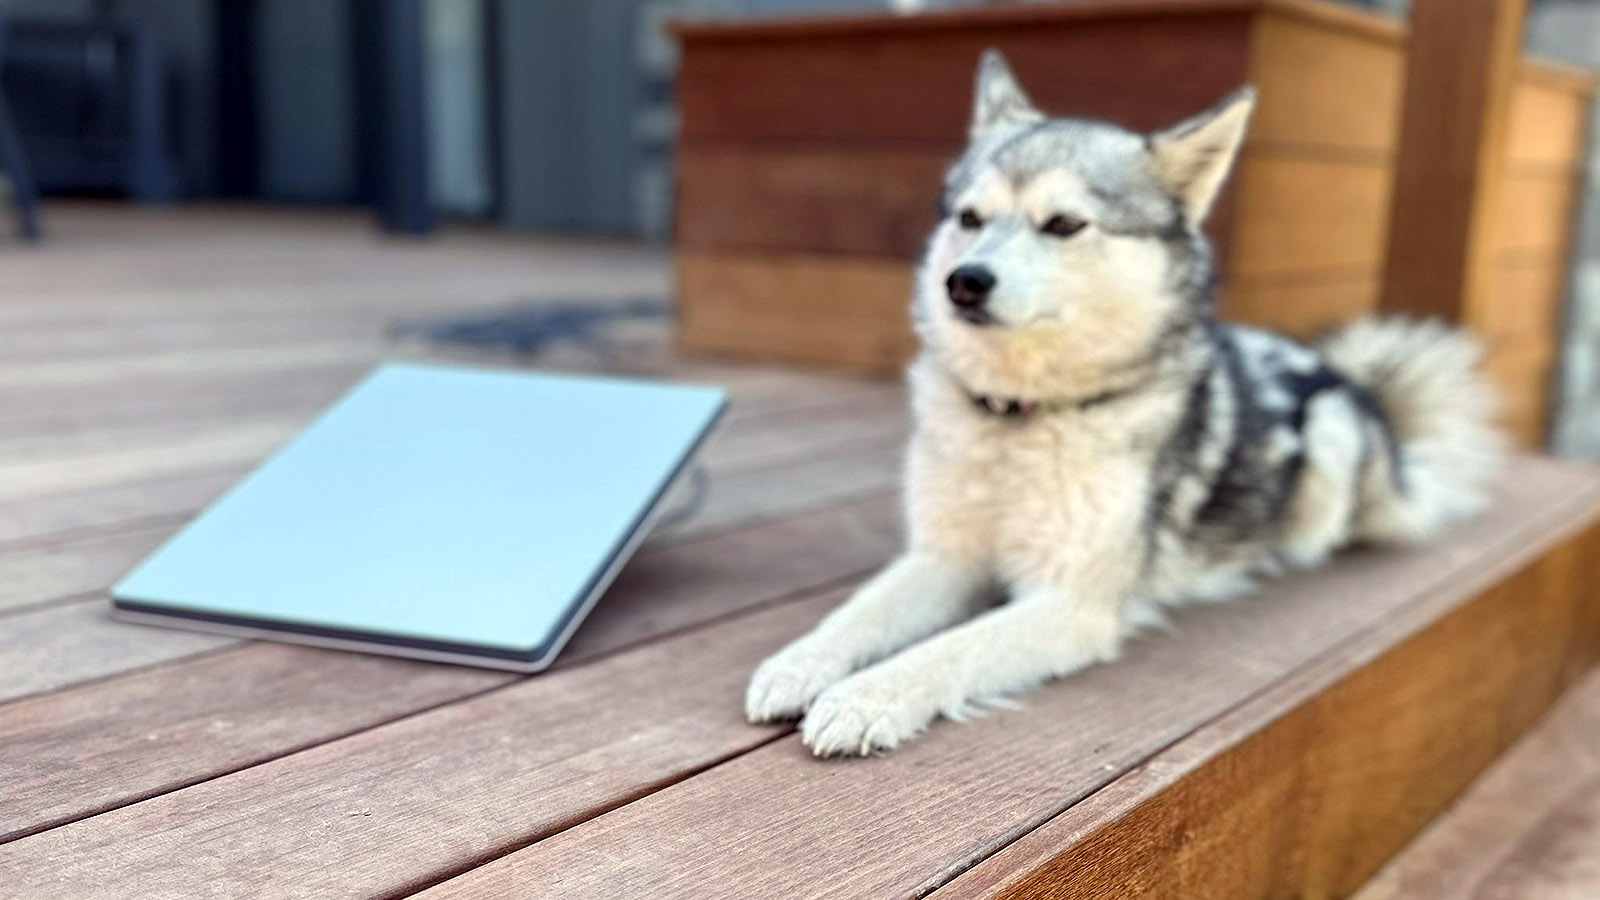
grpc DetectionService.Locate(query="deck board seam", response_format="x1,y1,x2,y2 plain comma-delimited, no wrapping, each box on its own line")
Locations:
1,570,875,842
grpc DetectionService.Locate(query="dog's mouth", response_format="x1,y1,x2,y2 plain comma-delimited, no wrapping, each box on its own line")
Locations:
954,307,996,327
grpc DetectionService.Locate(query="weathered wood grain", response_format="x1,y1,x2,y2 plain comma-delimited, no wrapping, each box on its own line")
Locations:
0,470,237,549
1219,275,1376,338
676,3,1252,146
0,525,175,615
0,588,852,897
1379,0,1530,321
676,147,949,259
1229,152,1392,281
936,523,1600,900
678,249,917,372
411,460,1600,900
0,491,900,843
1247,8,1403,154
1353,667,1600,900
0,602,237,705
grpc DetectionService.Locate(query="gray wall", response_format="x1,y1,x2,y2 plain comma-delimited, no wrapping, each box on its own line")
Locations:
426,0,491,216
10,0,217,194
494,0,646,234
255,0,353,202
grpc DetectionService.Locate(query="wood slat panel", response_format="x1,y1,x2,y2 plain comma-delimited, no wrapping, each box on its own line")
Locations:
678,250,917,372
1219,276,1377,338
1248,10,1402,154
678,11,1252,145
1229,153,1392,279
0,492,901,842
1377,0,1531,322
410,461,1600,900
677,147,948,259
1485,340,1555,448
1494,173,1581,261
1505,77,1590,173
1352,666,1600,899
1481,259,1567,345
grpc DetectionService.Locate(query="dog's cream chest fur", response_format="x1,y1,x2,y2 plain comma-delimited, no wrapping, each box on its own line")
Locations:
906,366,1160,588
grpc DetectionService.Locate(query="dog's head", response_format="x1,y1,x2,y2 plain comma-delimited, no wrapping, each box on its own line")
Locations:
915,50,1254,398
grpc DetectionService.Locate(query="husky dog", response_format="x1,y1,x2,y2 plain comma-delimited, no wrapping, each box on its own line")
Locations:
746,51,1503,756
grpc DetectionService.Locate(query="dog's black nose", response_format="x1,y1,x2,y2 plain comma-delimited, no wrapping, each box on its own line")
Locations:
946,266,996,309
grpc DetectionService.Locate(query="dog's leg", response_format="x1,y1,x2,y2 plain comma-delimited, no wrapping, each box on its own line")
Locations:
800,582,1129,756
745,552,991,723
1281,391,1364,568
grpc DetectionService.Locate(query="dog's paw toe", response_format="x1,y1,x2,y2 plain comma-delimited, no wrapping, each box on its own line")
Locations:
745,649,848,724
801,677,931,757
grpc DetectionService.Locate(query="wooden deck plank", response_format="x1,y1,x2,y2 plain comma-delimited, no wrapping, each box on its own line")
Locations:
0,491,900,843
408,460,1600,900
0,601,237,705
0,587,851,897
0,525,175,615
0,470,237,549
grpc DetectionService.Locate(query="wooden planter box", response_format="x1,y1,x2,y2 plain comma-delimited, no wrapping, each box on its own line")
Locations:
673,0,1594,445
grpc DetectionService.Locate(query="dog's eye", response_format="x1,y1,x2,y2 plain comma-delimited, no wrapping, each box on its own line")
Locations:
1039,214,1087,238
957,209,984,230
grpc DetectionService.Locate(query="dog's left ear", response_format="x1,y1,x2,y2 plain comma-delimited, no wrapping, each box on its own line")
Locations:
971,50,1043,140
1149,86,1256,224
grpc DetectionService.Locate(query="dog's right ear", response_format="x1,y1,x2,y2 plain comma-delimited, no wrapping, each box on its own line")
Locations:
971,50,1043,141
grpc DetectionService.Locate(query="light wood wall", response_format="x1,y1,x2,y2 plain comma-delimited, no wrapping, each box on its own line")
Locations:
1224,6,1593,445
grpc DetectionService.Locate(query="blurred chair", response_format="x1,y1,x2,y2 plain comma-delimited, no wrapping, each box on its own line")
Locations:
0,2,41,242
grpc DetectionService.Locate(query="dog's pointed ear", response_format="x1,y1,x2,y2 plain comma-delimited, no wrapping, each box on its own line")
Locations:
1149,86,1256,223
971,50,1043,140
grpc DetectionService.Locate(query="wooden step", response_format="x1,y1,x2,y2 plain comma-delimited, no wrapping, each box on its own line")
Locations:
396,458,1600,899
1354,664,1600,899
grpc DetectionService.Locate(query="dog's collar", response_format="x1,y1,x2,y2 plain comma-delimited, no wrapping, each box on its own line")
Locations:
966,387,1125,419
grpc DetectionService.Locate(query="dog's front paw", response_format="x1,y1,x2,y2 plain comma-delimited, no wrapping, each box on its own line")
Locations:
801,670,935,757
745,640,853,724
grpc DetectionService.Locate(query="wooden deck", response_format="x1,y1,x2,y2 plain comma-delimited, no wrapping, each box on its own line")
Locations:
3,203,1600,898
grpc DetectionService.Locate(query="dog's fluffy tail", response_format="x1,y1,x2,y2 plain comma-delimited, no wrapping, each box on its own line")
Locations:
1317,317,1506,544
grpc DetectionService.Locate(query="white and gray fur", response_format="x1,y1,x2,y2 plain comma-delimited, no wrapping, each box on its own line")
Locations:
746,51,1504,756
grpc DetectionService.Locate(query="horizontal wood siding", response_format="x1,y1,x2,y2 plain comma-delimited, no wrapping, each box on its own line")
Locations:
676,148,948,258
678,250,916,371
676,11,1254,146
675,0,1592,440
